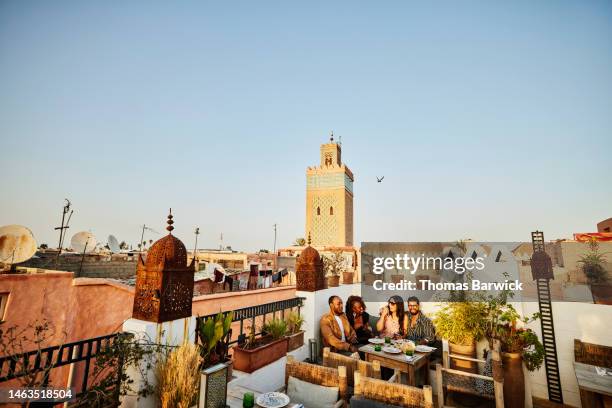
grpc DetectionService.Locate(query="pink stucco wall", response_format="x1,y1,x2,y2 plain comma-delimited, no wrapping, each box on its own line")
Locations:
0,270,297,396
0,272,135,347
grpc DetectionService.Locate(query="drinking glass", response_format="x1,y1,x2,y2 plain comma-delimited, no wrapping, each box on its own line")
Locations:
243,392,255,408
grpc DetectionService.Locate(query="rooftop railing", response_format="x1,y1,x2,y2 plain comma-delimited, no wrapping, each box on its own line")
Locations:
195,297,304,346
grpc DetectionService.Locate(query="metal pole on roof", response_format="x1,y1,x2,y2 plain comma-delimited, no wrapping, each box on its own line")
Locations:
273,224,277,255
193,227,200,266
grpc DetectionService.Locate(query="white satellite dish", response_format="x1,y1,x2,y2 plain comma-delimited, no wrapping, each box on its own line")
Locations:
108,235,120,253
0,225,37,265
70,231,97,254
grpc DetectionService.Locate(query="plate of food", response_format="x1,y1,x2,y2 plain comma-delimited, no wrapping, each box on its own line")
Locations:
368,338,385,344
382,346,401,354
256,392,290,408
415,345,436,353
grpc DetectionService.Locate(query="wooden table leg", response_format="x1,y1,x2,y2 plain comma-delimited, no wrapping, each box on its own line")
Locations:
580,388,603,408
408,364,416,386
422,363,429,386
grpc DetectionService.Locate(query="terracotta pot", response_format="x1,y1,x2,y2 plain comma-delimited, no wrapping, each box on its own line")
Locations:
502,352,525,408
391,274,404,283
591,283,612,305
449,341,477,373
233,336,288,373
327,275,340,287
342,271,354,284
287,330,305,352
364,274,377,286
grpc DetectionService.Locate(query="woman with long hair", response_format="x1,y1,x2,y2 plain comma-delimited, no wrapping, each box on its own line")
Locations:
345,295,373,344
376,295,408,339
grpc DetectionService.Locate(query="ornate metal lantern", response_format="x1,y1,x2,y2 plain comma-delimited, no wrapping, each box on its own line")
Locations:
295,234,325,292
132,210,195,323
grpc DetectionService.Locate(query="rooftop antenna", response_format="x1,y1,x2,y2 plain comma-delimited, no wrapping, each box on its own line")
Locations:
338,135,342,146
273,223,277,255
54,198,72,255
77,237,91,277
0,225,37,272
139,224,159,252
193,227,200,262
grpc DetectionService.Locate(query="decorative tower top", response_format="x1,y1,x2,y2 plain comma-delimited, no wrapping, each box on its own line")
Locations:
166,208,174,233
307,232,312,245
320,137,342,167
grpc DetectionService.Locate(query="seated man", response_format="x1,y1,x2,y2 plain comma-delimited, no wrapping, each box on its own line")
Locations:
320,295,359,354
405,296,435,345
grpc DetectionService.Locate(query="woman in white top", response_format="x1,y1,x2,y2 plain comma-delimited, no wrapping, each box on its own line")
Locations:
376,295,408,339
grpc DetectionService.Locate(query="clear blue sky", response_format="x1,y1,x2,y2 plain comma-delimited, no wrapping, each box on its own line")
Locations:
1,1,611,252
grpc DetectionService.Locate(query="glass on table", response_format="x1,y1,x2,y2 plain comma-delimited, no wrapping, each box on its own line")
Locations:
243,391,255,408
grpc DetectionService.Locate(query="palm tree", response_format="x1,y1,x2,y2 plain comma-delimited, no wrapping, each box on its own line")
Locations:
293,238,306,246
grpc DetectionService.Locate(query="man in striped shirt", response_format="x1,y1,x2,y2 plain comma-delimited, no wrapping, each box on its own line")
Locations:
405,296,436,345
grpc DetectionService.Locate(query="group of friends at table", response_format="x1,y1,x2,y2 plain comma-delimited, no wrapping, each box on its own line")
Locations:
319,294,437,354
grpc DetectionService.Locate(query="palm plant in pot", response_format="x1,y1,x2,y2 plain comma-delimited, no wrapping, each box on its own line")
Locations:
285,312,305,352
233,318,289,373
196,311,233,408
578,239,610,304
433,301,488,372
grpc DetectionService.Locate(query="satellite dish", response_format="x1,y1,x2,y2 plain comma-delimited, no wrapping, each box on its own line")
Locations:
70,231,97,254
108,235,120,253
0,225,37,265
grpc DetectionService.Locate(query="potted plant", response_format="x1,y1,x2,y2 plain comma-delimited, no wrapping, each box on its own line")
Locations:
155,342,201,408
433,301,488,372
285,312,305,352
233,318,289,373
483,289,544,408
578,239,611,304
196,312,233,408
342,270,354,284
323,250,344,287
364,273,377,286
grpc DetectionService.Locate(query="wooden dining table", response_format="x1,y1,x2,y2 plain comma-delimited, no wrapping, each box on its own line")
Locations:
573,362,612,408
358,343,435,386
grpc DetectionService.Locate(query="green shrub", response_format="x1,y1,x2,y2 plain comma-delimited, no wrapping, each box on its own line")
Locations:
433,302,488,345
262,318,288,339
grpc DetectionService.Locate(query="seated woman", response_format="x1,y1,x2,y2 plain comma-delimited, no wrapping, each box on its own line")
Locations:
345,295,373,345
376,295,408,339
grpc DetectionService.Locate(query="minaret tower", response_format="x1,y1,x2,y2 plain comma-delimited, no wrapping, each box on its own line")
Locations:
305,133,354,247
